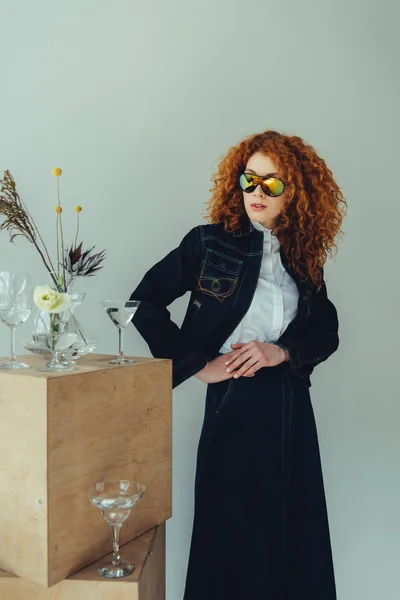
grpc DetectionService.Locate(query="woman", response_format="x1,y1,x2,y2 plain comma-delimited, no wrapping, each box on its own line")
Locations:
130,129,346,600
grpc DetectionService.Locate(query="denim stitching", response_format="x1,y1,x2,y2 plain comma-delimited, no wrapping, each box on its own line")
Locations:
206,248,243,274
288,384,293,485
282,374,293,580
281,375,286,558
200,225,206,253
183,301,201,326
295,351,330,369
232,264,248,308
184,361,209,382
215,378,234,414
196,261,239,303
175,351,198,369
204,265,242,276
200,235,263,257
198,278,237,301
174,359,209,387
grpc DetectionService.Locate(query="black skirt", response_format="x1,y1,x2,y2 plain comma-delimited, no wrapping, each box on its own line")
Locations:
183,364,337,600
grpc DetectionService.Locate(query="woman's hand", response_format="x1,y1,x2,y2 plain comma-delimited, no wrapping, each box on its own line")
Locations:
224,341,289,378
194,353,255,384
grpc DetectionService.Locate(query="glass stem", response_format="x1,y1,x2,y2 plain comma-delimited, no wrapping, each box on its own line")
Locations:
49,314,61,367
48,351,59,368
118,328,124,360
111,523,122,566
9,326,17,363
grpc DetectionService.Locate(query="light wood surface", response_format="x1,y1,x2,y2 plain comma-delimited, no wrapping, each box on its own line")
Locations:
0,375,49,580
0,523,166,600
4,353,163,377
0,354,172,587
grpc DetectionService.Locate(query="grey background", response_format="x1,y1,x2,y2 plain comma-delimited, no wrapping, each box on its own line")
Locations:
0,1,399,598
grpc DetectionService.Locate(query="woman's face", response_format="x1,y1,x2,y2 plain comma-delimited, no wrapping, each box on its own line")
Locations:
241,152,287,229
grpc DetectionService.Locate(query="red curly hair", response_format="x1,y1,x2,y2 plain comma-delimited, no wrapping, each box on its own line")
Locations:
205,130,347,290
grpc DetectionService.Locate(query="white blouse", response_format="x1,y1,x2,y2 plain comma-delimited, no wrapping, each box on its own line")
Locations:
219,220,299,354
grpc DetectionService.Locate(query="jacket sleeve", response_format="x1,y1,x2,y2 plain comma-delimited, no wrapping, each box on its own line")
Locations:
129,226,210,388
276,272,339,373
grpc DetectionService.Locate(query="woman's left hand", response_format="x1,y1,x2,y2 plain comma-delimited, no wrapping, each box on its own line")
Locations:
225,341,289,378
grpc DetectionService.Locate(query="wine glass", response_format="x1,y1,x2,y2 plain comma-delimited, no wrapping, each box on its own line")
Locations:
0,272,32,369
101,300,141,364
87,479,145,579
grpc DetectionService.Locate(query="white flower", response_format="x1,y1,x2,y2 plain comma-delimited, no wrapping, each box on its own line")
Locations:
33,285,71,313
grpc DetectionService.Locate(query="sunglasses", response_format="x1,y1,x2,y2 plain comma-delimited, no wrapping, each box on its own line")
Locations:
239,173,285,197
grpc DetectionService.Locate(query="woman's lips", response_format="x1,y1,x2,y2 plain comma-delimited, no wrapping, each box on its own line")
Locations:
250,203,267,211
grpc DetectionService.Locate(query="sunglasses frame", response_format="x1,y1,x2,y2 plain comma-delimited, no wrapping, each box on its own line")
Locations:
239,173,285,197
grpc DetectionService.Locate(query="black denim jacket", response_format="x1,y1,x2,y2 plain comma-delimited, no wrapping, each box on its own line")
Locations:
130,221,339,388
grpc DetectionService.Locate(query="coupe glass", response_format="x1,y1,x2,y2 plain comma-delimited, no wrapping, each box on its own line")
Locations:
0,271,32,369
58,314,98,365
101,300,141,364
87,480,145,579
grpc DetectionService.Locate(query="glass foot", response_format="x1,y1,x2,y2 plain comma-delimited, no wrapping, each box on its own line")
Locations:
98,560,135,579
0,360,30,370
108,357,135,364
59,360,77,367
37,363,74,372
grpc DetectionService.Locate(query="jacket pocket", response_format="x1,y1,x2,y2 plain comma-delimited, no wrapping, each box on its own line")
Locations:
214,378,235,415
196,249,242,303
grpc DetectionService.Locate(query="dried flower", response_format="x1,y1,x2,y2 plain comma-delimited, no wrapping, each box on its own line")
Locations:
53,167,66,289
1,169,106,291
0,170,57,285
63,242,106,277
74,206,82,248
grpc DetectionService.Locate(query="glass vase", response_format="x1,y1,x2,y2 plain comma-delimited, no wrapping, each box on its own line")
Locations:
32,309,77,372
48,270,77,293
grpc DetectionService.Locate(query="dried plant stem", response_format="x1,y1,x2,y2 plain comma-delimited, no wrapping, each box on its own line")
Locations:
56,213,60,274
0,171,58,287
56,177,66,291
34,241,58,287
23,203,57,274
13,183,58,277
74,212,79,250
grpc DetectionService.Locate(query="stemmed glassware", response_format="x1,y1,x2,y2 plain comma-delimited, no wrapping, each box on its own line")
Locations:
32,292,87,372
58,315,98,365
32,308,77,372
56,292,95,366
0,271,32,369
87,479,145,579
101,300,141,364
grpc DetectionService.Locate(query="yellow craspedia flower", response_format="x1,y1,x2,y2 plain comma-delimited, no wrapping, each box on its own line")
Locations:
54,206,63,213
52,167,62,177
75,205,82,212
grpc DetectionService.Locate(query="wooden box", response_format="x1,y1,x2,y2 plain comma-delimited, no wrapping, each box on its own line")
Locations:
0,354,172,587
0,523,165,600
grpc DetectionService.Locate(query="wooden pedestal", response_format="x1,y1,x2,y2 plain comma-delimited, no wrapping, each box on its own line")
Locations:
0,354,172,587
0,523,165,600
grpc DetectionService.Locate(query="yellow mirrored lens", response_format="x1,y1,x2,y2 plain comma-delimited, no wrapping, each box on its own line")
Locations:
240,174,254,189
265,178,284,196
240,174,284,196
